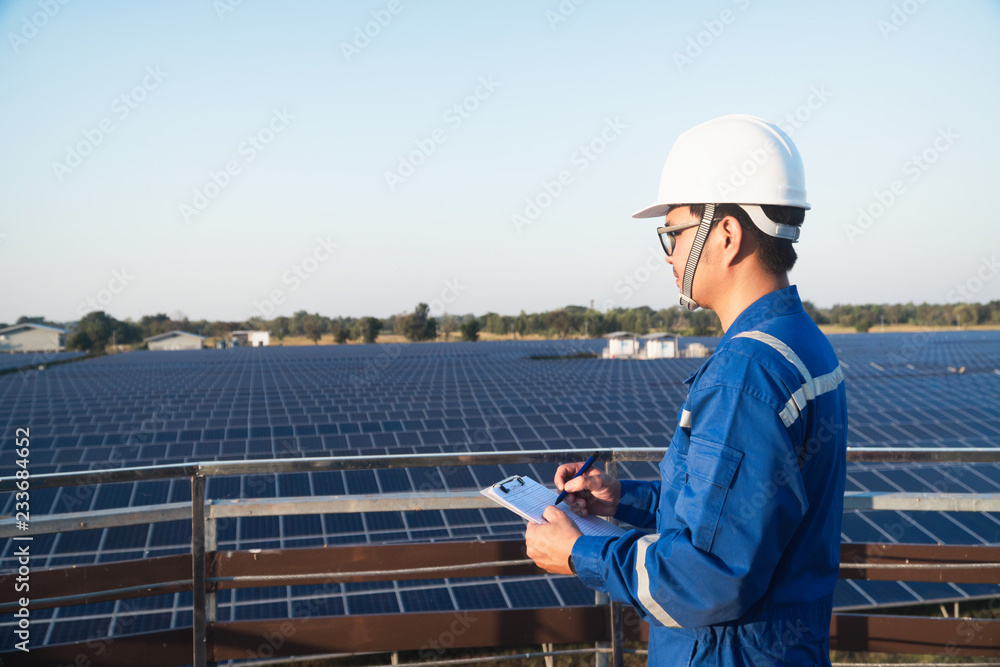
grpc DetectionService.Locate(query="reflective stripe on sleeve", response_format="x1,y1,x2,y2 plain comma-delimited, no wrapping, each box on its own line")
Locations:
679,409,691,428
635,534,682,628
734,331,844,427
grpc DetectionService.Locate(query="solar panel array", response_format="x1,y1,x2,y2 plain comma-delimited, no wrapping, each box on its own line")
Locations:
1,330,998,653
0,351,85,373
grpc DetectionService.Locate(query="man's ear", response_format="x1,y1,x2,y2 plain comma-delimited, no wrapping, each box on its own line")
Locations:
718,215,747,266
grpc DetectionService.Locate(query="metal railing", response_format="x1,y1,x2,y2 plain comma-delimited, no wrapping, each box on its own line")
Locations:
2,447,1000,667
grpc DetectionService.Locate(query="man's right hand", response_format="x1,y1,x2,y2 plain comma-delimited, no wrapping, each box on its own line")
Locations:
555,462,621,518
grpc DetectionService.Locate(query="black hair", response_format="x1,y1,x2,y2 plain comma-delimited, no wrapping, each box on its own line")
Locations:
686,203,805,275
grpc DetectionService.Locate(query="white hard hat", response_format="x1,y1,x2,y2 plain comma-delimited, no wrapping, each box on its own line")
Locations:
632,114,810,238
634,114,810,311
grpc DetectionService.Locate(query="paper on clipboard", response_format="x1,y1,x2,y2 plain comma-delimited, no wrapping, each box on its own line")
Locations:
480,475,626,537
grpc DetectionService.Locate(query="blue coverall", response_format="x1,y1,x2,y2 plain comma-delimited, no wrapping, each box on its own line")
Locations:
572,285,848,665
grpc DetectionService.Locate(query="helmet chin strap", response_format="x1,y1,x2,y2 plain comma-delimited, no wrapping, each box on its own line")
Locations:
678,203,715,312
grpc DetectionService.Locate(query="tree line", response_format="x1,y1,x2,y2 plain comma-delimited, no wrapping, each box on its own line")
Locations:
5,298,999,354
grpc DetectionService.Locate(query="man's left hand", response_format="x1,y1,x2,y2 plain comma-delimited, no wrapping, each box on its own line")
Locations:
525,505,583,575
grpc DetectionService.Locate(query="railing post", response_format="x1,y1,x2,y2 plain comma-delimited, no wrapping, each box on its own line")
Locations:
604,456,624,667
205,515,218,625
191,473,208,667
594,589,610,667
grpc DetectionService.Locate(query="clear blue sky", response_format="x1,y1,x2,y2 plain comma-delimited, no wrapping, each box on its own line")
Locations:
2,0,999,324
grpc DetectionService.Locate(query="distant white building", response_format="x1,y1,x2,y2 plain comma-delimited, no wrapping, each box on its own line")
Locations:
145,330,205,351
601,331,713,360
0,323,66,352
683,342,713,358
231,330,270,347
601,331,640,359
640,333,680,359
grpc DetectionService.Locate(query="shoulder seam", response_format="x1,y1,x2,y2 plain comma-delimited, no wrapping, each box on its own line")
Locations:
687,375,786,417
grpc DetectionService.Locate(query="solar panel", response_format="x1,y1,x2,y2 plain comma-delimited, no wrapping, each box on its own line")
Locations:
0,331,998,654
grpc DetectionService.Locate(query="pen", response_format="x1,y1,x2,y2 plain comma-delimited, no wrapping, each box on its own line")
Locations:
554,451,600,507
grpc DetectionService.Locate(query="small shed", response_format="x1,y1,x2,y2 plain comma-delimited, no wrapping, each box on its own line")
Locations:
683,342,713,358
641,332,680,359
145,330,205,351
231,330,270,347
0,323,66,352
601,331,640,359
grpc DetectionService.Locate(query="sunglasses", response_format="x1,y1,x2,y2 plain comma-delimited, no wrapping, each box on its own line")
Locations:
656,220,706,256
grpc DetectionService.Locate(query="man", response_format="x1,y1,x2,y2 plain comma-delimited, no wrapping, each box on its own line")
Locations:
524,114,848,665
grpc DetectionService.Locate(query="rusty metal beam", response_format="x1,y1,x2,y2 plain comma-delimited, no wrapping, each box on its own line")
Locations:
211,540,543,587
830,614,1000,657
840,543,1000,584
209,607,610,661
5,541,998,614
0,628,193,667
0,553,191,609
5,610,999,664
